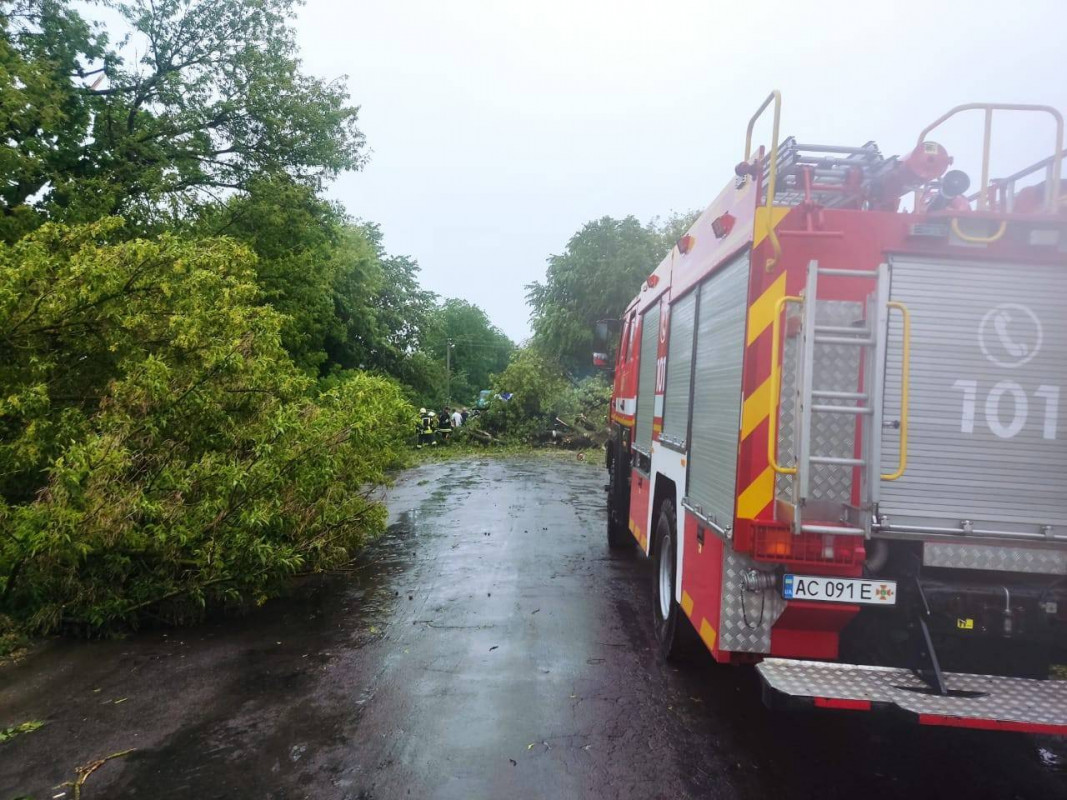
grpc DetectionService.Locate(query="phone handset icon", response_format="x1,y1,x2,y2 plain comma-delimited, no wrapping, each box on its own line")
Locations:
979,303,1041,368
992,309,1029,358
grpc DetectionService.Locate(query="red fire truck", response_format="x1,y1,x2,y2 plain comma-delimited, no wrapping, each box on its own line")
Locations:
604,92,1067,733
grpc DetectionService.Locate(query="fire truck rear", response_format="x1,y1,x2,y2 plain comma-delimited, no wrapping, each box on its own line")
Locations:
603,93,1067,733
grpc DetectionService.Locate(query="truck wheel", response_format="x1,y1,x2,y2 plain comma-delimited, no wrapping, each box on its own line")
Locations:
652,499,687,661
608,515,629,549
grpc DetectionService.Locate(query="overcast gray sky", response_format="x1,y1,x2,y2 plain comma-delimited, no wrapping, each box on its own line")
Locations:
294,0,1066,343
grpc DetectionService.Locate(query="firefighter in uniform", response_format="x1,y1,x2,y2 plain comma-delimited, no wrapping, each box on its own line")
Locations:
437,406,452,442
417,407,437,448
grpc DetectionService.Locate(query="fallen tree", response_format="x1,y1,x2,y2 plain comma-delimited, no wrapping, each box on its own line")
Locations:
0,220,412,637
460,349,610,449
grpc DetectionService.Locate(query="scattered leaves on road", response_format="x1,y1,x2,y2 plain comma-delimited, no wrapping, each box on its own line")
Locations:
0,720,44,744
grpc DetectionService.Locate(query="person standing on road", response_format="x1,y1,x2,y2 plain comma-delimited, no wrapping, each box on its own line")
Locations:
451,407,463,429
437,406,452,442
417,408,437,448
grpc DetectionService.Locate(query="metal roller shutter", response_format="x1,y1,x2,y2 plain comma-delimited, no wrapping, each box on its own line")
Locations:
634,303,660,454
686,253,750,527
662,291,697,445
880,256,1067,533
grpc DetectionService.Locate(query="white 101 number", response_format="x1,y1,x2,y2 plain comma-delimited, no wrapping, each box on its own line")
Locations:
952,380,1059,440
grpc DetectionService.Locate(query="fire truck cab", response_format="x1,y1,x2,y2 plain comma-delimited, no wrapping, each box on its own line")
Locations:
604,93,1067,733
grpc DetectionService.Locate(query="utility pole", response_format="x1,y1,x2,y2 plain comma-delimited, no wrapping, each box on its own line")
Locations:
445,339,454,403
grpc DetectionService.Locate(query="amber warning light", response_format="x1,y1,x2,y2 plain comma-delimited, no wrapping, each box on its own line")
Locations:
712,213,736,239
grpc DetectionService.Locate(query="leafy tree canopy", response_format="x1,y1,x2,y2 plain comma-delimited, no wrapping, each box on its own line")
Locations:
423,299,513,406
0,0,365,237
525,211,698,375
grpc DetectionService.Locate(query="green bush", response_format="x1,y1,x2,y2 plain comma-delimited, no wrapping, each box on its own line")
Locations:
0,221,412,635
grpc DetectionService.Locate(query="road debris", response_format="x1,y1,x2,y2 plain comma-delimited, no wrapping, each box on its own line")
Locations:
55,749,136,800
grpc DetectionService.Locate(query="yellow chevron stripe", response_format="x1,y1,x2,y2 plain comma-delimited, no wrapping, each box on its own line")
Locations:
752,205,791,249
737,466,775,519
740,371,779,440
746,272,787,346
681,590,694,618
699,618,717,651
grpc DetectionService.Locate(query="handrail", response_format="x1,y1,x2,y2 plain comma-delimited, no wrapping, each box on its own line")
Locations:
745,91,783,271
917,103,1064,213
950,218,1008,244
768,293,803,475
881,301,911,481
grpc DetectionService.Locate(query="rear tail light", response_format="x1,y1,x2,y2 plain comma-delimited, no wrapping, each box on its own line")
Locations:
751,525,862,566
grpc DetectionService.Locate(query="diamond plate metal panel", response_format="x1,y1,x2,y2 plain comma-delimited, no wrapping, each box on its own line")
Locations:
776,300,863,505
808,300,863,504
758,658,1067,727
718,549,786,652
924,543,1067,575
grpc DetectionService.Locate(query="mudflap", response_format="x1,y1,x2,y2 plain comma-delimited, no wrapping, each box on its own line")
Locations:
757,658,1067,735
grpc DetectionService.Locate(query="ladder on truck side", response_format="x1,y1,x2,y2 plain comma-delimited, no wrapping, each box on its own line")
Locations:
770,260,909,538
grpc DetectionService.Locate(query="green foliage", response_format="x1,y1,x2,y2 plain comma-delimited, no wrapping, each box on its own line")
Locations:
422,299,513,406
1,0,365,232
562,375,612,431
472,349,609,442
0,221,412,634
0,719,43,743
526,211,699,375
193,181,445,388
327,222,438,383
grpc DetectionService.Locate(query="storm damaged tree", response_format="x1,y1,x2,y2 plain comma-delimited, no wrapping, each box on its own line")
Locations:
0,0,365,235
0,220,413,634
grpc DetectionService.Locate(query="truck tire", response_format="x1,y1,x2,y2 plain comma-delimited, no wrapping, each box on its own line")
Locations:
607,471,630,549
651,499,687,661
608,515,630,549
606,444,631,550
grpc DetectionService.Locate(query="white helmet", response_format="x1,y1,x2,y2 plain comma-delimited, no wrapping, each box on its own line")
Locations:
420,408,427,415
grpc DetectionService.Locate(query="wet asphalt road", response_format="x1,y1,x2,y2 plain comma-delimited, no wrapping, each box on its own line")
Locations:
2,454,1066,799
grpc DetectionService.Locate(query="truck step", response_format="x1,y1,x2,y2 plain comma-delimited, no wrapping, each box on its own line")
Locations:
757,658,1067,735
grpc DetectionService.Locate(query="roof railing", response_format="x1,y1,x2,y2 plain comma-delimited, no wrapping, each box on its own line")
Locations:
744,91,783,271
917,103,1064,213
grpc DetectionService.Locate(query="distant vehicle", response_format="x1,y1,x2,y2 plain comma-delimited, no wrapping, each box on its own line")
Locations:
476,389,492,410
602,92,1067,734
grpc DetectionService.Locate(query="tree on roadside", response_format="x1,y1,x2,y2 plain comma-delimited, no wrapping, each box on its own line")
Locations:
423,299,513,405
0,0,525,647
326,222,439,385
525,211,698,375
0,0,365,235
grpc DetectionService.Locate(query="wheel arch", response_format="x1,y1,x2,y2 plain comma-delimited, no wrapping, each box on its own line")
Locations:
652,472,686,604
651,474,677,548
